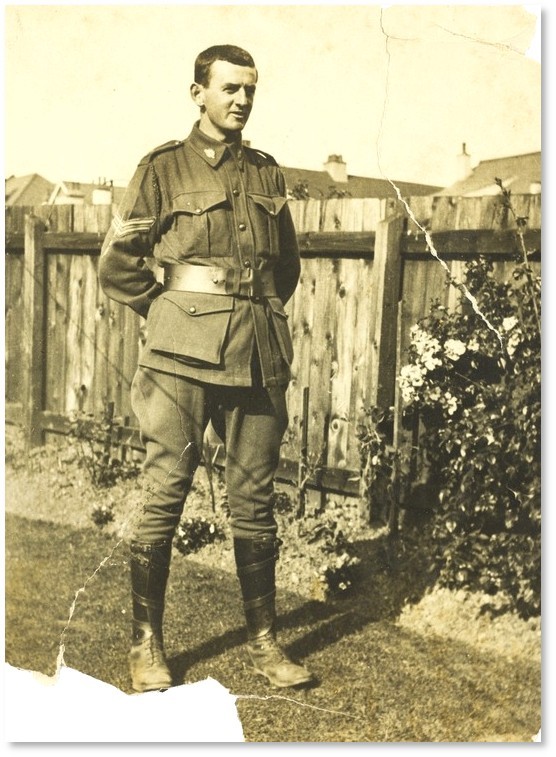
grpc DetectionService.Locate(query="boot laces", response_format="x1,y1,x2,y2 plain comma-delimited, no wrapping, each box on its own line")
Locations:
249,632,288,662
135,632,166,666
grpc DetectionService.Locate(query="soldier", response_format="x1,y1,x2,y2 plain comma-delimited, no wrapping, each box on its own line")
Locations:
99,45,314,693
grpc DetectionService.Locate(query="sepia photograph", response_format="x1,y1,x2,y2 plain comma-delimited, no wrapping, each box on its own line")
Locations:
4,1,542,744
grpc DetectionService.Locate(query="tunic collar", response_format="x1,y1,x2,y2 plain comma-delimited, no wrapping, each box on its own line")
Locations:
187,122,243,168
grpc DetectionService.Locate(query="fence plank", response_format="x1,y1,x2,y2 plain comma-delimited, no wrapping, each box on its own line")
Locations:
369,213,405,408
401,228,540,258
5,254,24,405
407,195,435,230
107,301,126,411
80,255,98,413
307,258,337,466
120,306,140,420
64,256,86,413
21,216,47,448
45,255,66,413
297,231,374,257
7,227,541,259
328,258,358,470
288,198,321,232
93,288,110,415
349,257,374,448
284,258,316,462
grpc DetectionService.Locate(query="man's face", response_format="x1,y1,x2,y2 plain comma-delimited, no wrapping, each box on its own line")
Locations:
192,60,257,141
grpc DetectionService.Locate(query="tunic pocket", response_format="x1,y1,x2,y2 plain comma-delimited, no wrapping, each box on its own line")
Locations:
248,194,288,260
171,190,230,257
145,291,234,364
267,296,294,364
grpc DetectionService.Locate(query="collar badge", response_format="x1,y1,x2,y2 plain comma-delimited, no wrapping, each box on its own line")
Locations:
204,148,216,159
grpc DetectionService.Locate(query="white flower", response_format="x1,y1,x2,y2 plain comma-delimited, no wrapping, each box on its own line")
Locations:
444,339,466,361
428,386,442,402
444,392,459,416
400,364,424,387
400,384,416,404
399,364,425,404
506,330,522,357
422,353,443,371
502,316,518,332
410,326,443,372
467,337,480,352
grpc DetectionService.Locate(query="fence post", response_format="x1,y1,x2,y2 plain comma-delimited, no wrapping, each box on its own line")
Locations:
369,212,405,409
22,214,47,450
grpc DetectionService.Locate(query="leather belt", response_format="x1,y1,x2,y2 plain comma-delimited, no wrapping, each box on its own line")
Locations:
163,264,277,298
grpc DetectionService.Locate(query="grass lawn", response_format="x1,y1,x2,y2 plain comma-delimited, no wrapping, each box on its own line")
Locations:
5,511,541,742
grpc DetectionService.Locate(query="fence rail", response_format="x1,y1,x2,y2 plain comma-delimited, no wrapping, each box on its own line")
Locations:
5,194,541,504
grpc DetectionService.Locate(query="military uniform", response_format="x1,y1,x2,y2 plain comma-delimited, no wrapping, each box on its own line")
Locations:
99,122,313,692
100,123,299,386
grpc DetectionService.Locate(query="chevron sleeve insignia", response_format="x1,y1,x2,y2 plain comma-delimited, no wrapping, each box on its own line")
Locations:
111,214,156,239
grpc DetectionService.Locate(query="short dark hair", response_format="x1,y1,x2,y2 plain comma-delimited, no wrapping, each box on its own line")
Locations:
194,45,256,86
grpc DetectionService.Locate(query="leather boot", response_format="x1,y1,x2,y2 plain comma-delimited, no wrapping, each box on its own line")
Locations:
234,536,314,688
128,539,173,693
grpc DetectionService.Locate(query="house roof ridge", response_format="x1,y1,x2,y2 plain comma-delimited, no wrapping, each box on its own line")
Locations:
477,150,541,165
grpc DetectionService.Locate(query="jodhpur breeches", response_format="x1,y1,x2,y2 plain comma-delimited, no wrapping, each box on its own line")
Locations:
129,366,288,542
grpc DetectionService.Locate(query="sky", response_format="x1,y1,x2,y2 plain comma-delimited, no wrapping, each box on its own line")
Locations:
3,2,541,190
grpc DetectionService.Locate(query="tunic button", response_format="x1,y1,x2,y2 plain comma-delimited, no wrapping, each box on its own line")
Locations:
189,306,196,314
232,189,240,196
195,208,202,214
238,223,247,231
243,259,251,268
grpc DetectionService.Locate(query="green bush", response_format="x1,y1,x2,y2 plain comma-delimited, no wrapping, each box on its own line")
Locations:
398,249,540,618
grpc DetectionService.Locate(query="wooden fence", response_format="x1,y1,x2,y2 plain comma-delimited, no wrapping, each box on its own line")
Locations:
5,194,541,502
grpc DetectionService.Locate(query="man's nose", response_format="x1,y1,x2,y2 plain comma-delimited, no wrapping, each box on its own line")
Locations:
234,88,249,107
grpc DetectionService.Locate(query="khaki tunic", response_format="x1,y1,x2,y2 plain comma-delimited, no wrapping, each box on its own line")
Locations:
99,123,300,387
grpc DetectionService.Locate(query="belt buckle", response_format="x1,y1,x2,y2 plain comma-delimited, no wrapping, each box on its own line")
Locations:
247,268,264,298
240,268,262,298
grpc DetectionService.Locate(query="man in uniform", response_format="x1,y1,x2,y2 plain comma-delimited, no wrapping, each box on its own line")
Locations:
99,45,314,692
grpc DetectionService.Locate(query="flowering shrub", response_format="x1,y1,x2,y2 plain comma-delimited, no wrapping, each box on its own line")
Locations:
174,516,226,556
305,518,361,598
314,550,361,597
356,406,399,525
398,250,540,618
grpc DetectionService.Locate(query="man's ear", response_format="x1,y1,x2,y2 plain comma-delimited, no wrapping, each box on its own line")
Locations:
190,82,205,108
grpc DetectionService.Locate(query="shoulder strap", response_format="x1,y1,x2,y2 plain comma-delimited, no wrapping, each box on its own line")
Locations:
246,146,279,167
138,140,183,166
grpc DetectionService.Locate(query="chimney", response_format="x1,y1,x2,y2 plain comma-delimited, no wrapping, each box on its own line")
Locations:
324,154,347,184
457,143,472,181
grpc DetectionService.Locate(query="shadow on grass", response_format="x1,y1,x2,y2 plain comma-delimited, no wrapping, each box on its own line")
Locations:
167,526,438,686
5,510,437,694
